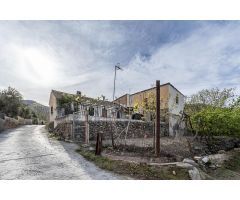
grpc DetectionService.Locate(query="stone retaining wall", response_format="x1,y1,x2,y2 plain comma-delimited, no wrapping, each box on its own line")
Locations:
0,117,33,133
73,120,169,142
53,122,73,140
0,118,4,132
3,117,19,129
54,117,169,142
89,120,154,140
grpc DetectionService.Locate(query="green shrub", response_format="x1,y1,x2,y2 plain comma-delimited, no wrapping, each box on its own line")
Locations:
191,107,240,137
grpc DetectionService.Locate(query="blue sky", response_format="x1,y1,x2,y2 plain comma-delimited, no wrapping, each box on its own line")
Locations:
0,20,240,105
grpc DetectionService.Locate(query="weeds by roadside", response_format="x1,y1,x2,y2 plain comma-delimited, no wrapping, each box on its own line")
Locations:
76,146,190,180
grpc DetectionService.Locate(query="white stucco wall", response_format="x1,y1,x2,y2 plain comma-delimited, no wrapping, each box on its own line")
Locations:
168,85,185,115
49,92,58,127
168,85,185,136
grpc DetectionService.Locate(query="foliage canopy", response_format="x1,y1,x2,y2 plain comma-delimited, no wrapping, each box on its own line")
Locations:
185,87,240,137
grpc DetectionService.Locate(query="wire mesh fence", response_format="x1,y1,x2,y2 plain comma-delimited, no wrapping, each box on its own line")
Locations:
71,111,170,156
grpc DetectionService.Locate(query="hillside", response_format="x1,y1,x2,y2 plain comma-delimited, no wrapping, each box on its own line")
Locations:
22,100,49,121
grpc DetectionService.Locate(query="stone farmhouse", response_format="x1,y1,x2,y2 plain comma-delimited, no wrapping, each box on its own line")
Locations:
49,90,126,128
113,83,185,136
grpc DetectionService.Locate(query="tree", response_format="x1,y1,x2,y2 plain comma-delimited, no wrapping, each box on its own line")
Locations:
191,107,240,137
184,87,240,138
135,92,176,122
139,92,157,121
96,95,107,101
184,88,236,123
0,87,23,117
187,87,235,108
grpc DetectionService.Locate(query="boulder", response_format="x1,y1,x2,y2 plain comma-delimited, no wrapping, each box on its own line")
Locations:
176,162,194,169
89,146,95,151
218,150,226,154
188,167,201,180
183,158,198,167
194,146,202,150
208,154,229,165
193,156,202,162
209,164,218,170
202,156,210,164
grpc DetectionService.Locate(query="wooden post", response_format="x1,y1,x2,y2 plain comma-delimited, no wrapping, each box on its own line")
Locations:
153,121,155,150
95,132,102,155
72,113,75,141
155,80,160,157
85,110,89,144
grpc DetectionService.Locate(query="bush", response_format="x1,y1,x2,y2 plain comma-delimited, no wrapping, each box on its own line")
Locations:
47,121,54,132
191,107,240,137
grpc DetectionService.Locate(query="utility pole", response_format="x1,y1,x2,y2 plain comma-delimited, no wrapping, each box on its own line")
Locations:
112,63,122,148
112,63,122,101
156,80,160,157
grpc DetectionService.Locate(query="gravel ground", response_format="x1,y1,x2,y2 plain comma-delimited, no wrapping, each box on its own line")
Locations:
0,125,123,180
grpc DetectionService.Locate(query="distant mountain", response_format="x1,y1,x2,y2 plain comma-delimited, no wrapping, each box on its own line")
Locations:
22,100,49,121
22,100,36,106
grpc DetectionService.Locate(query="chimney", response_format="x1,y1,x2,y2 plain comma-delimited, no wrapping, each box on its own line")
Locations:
76,91,82,96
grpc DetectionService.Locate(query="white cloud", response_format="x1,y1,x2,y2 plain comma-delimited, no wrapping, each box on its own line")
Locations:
1,21,240,105
116,22,240,97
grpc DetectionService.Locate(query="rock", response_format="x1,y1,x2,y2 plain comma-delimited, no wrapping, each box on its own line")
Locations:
208,154,229,165
202,156,210,164
209,164,217,170
193,156,202,162
218,150,226,154
234,147,240,151
223,139,235,151
89,147,95,151
175,155,184,162
183,158,198,166
176,162,194,169
188,167,201,180
194,146,201,150
172,170,176,175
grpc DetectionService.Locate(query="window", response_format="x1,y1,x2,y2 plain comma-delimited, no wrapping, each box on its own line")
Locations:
102,107,107,118
51,106,53,114
88,107,94,116
117,111,121,119
176,94,179,104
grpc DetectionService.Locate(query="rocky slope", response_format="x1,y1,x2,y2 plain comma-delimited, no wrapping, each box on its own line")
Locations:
22,100,49,121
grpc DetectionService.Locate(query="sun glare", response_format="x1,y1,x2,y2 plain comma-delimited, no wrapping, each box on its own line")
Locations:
15,46,59,86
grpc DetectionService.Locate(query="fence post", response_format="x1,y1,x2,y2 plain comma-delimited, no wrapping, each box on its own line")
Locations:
153,121,155,150
72,113,75,141
85,110,89,144
95,132,102,155
155,80,161,157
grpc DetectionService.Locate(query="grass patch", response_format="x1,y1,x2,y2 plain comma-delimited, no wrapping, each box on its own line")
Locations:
76,147,190,180
205,151,240,180
224,152,240,172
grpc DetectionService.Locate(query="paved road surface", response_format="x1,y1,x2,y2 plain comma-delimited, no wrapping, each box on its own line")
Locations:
0,125,122,180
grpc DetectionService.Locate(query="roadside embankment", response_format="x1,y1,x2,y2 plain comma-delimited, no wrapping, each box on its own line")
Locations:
77,145,190,180
0,116,32,133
